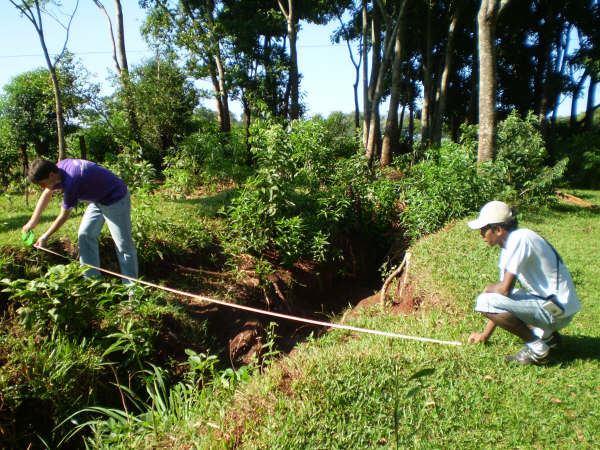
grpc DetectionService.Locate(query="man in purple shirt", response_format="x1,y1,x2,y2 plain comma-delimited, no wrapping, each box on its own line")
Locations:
22,158,138,282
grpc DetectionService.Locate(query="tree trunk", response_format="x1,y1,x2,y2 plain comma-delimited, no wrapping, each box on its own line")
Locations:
362,0,370,148
467,35,478,124
584,75,598,130
420,0,434,147
214,51,231,133
34,23,66,159
408,101,415,148
339,14,362,130
47,63,67,160
365,7,381,159
79,135,88,160
278,0,300,120
381,1,408,166
432,4,460,146
366,2,401,162
114,0,142,145
242,94,253,165
570,70,587,128
398,103,406,141
551,24,570,126
477,0,500,163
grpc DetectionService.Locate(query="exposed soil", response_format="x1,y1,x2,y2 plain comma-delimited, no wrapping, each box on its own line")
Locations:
3,231,414,372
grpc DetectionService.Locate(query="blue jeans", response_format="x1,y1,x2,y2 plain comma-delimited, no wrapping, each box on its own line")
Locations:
78,192,138,283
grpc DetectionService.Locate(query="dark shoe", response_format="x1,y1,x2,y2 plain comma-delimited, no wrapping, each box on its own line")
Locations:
505,346,549,366
543,332,562,349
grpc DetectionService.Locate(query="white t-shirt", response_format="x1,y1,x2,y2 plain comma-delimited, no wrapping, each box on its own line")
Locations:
499,228,581,316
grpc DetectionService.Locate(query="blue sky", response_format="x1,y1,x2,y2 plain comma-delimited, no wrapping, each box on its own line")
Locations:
0,1,595,119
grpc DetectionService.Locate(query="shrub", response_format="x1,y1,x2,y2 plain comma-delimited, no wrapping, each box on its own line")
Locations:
130,193,217,267
487,111,567,205
400,143,494,239
226,118,396,266
402,112,568,240
0,263,211,447
163,124,249,197
547,126,600,189
104,148,157,192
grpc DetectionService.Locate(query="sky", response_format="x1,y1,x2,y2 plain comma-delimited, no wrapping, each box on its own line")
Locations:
0,1,595,120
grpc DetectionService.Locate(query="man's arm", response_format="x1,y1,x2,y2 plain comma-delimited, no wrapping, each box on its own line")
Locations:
468,319,497,344
484,271,516,296
22,188,54,232
35,207,71,247
468,271,516,344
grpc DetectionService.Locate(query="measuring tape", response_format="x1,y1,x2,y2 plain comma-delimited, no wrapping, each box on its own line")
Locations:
32,244,462,347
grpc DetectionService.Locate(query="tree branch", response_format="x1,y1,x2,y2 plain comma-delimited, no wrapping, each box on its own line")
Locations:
54,0,79,65
93,0,121,72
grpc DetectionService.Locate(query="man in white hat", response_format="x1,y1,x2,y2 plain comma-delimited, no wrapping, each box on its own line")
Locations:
467,201,581,365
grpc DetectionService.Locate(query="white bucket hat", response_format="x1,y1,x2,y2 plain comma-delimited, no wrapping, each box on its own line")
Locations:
468,201,513,229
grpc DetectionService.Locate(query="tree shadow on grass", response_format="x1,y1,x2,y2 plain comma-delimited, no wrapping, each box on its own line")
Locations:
548,335,600,366
0,215,35,233
168,189,238,217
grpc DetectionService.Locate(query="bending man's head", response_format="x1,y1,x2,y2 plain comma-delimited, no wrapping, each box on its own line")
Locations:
468,201,518,247
27,158,61,190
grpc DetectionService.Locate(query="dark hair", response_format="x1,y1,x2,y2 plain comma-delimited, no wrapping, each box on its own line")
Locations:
27,158,59,183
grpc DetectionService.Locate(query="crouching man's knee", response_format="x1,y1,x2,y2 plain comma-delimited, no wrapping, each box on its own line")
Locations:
474,292,510,315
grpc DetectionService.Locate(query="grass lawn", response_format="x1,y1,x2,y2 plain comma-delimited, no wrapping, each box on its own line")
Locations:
159,191,599,449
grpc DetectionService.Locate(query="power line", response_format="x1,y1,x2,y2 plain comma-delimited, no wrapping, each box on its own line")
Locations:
0,49,151,59
0,43,344,59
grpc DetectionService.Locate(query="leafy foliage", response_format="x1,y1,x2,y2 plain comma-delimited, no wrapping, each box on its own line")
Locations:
104,148,157,192
399,143,494,239
130,193,217,267
401,113,568,239
226,118,396,265
548,126,600,189
0,263,210,448
128,57,200,169
163,122,249,197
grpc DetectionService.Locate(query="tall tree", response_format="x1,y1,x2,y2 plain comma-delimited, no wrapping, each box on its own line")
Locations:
476,0,510,163
93,0,142,145
277,0,300,119
142,0,231,133
9,0,79,160
431,0,463,146
381,0,408,166
333,11,363,129
420,0,435,147
364,1,402,162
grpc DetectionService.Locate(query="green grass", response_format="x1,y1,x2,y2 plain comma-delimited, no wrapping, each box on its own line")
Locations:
0,188,234,256
4,189,599,448
122,190,599,449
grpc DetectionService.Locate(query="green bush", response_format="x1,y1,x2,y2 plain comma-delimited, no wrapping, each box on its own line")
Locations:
226,118,396,266
104,148,157,192
487,112,567,205
548,126,600,189
131,193,217,267
0,263,210,447
400,143,494,239
163,124,249,197
401,112,567,239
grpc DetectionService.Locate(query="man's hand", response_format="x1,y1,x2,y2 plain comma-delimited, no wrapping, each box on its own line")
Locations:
22,221,35,233
34,235,48,248
468,332,489,344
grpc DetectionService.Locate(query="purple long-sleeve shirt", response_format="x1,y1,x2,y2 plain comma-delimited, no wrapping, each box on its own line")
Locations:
56,159,127,210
